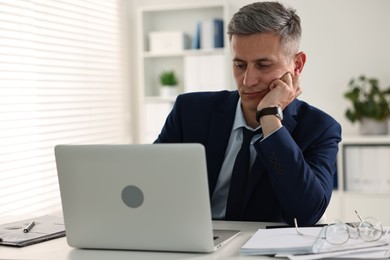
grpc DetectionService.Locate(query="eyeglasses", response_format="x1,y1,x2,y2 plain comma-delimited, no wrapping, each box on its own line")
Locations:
294,210,384,245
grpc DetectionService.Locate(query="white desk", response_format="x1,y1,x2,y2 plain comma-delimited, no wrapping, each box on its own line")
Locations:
1,220,279,260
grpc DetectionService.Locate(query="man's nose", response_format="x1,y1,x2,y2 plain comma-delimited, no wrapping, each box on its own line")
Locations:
243,67,259,87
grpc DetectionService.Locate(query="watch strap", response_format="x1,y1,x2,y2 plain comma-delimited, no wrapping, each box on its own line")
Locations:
256,107,280,122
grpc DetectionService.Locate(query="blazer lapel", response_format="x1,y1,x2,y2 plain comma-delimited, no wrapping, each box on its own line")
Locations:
206,92,239,196
281,99,298,133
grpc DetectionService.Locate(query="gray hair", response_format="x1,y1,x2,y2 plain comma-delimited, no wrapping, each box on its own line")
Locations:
227,1,301,58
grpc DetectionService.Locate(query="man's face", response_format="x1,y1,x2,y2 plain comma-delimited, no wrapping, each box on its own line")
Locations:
231,33,295,113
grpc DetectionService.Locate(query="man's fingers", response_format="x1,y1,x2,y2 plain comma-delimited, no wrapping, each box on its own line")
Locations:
292,72,301,91
265,72,302,110
280,72,293,85
269,72,292,90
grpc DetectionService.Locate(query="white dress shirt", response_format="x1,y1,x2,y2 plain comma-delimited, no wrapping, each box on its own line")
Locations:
210,99,261,219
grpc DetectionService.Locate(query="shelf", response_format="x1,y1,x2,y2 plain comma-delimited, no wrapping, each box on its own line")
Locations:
343,190,390,194
145,96,177,103
342,134,390,144
139,2,226,12
143,48,227,58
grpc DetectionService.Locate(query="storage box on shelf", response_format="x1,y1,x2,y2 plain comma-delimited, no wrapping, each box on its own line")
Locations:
148,31,190,54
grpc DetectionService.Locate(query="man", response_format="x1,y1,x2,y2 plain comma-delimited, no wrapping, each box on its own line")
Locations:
154,1,341,226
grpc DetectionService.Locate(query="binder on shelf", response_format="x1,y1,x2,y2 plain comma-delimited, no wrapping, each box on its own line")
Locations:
184,54,226,93
343,144,390,192
200,18,224,50
344,145,362,191
191,21,201,49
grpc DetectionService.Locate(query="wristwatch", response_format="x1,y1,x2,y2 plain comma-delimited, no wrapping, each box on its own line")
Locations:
256,105,283,122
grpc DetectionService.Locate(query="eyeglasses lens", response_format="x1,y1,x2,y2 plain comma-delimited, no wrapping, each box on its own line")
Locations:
325,222,349,245
358,217,383,242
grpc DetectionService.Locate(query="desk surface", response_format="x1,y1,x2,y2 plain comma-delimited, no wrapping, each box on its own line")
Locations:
1,220,279,260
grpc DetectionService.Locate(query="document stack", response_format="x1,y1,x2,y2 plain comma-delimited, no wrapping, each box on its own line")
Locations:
240,226,390,259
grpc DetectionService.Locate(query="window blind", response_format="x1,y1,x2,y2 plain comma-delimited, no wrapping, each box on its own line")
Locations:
0,0,130,216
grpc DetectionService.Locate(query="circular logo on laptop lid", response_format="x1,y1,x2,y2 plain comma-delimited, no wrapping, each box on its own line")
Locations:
121,185,144,208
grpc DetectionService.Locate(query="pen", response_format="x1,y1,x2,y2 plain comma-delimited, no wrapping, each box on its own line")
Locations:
23,221,35,233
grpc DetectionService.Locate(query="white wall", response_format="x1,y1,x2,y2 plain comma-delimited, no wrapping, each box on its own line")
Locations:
128,0,390,136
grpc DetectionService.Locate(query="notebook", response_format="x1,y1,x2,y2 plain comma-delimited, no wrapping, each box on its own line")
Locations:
54,143,240,253
0,215,65,247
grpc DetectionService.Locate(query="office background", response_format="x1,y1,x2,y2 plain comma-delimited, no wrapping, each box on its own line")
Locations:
128,0,390,137
1,0,390,223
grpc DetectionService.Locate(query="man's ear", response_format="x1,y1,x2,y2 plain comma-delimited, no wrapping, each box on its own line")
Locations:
294,52,306,75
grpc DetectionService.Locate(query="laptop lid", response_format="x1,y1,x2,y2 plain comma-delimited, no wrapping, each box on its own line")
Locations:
55,144,239,253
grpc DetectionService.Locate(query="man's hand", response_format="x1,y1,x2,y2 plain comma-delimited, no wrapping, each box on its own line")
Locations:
257,72,302,111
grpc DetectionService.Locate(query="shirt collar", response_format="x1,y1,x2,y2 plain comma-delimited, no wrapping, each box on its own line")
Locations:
233,98,260,132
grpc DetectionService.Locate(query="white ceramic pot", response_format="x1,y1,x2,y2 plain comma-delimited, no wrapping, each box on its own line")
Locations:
359,118,389,135
160,86,178,97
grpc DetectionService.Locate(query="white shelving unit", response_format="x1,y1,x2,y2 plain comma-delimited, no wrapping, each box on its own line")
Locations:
326,135,390,225
135,2,232,143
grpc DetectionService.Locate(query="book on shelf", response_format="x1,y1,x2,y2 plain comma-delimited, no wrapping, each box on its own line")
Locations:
191,21,201,49
199,18,224,50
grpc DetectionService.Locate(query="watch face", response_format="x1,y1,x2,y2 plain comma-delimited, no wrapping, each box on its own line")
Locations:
277,106,283,120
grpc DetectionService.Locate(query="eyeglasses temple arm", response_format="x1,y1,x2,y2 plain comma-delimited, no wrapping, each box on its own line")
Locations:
354,210,365,223
294,218,304,236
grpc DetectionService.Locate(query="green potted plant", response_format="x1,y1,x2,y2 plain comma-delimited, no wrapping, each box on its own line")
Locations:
344,75,390,134
159,70,178,97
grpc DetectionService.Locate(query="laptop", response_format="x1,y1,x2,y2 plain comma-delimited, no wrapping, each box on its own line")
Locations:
54,143,240,253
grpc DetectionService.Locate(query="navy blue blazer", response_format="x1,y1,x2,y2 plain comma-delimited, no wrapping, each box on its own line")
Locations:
155,90,342,225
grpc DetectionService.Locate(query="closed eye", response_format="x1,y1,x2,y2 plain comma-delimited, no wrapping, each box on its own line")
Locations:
255,62,273,69
234,61,246,70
